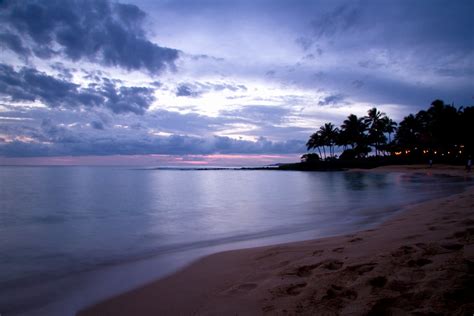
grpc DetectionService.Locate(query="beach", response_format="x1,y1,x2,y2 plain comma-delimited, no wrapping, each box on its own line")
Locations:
78,165,474,315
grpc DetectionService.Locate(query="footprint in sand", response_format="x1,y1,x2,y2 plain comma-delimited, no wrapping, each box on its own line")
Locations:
256,251,279,260
320,285,358,312
451,228,474,242
286,282,307,295
349,237,363,243
237,283,258,290
312,249,324,256
323,259,344,270
345,262,376,275
227,283,258,294
415,243,440,256
369,276,388,288
404,234,423,240
332,247,344,253
366,297,397,316
271,282,307,297
407,258,433,267
391,245,417,257
388,279,412,293
262,305,275,312
441,242,464,251
284,263,322,277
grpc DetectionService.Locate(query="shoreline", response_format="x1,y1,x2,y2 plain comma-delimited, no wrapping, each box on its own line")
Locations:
79,165,474,315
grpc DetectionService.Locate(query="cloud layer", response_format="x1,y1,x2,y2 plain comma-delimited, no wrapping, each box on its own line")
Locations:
0,0,179,73
0,64,155,114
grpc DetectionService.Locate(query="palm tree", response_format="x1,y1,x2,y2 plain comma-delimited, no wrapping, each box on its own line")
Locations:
378,116,397,155
394,114,421,152
364,107,387,156
318,123,339,159
306,132,323,158
340,114,368,150
381,117,397,143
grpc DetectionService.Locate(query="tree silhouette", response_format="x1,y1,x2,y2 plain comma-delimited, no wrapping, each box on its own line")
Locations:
304,99,474,165
394,114,421,151
364,107,387,156
381,116,397,143
394,99,473,159
318,123,339,159
340,114,368,150
306,132,323,158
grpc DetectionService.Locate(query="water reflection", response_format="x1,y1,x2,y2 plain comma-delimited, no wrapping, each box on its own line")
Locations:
343,172,369,190
0,167,470,315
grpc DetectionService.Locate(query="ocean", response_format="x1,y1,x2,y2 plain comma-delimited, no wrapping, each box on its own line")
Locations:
0,166,470,315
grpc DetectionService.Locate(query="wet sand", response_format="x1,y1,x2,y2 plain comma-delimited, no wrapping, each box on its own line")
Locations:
79,165,474,315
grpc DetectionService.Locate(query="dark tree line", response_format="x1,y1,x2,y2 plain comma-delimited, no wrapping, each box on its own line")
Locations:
303,100,474,163
393,99,474,160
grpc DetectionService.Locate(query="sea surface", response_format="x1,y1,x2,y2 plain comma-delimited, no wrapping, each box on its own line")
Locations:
0,166,471,315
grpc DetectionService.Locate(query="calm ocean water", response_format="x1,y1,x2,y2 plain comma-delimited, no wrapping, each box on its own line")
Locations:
0,166,471,315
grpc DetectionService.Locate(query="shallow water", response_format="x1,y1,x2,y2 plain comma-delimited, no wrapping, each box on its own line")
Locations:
0,167,470,315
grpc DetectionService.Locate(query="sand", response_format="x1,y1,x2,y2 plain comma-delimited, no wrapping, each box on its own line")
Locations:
78,165,474,315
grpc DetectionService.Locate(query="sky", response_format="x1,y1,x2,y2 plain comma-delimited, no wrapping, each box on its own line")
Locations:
0,0,473,166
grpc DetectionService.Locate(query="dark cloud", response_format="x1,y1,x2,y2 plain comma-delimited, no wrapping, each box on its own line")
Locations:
50,63,75,80
358,59,386,70
0,105,309,157
102,83,155,115
307,1,474,55
190,53,225,62
0,63,80,106
295,36,314,51
40,118,77,143
0,32,30,56
265,70,276,77
0,64,155,114
318,93,346,106
310,3,360,39
0,0,179,74
351,80,364,89
82,69,107,82
358,74,473,108
435,67,474,78
176,84,198,97
176,81,247,97
0,132,305,157
91,121,104,130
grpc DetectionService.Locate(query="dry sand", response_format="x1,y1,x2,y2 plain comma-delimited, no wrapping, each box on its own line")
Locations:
79,165,474,315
